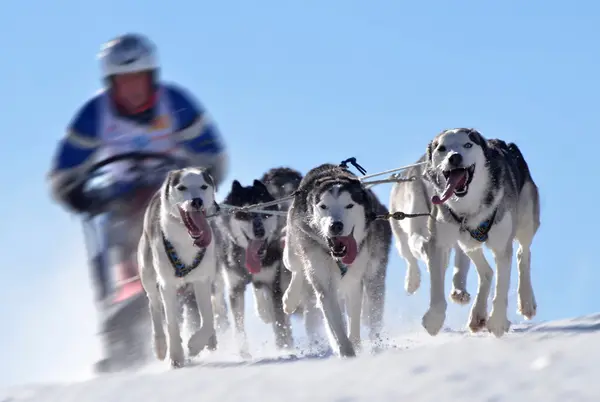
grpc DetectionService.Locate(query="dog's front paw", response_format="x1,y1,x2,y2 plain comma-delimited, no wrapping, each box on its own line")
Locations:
468,312,487,333
450,288,471,305
405,264,421,294
517,292,537,320
169,344,185,369
422,307,446,336
283,290,300,315
338,341,357,358
153,335,167,361
188,326,214,356
487,311,511,338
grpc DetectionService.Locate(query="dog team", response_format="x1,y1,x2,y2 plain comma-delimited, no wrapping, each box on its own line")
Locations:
138,127,541,367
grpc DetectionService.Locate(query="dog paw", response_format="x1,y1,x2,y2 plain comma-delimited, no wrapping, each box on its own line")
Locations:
422,307,446,336
338,341,357,358
405,265,421,294
487,311,511,338
207,334,218,351
450,288,471,305
169,345,185,368
170,358,184,369
468,313,487,333
153,335,167,361
283,291,299,315
188,326,215,356
517,294,537,320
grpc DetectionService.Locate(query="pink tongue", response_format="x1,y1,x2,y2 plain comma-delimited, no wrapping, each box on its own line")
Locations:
337,236,358,265
182,209,213,248
431,170,467,205
245,240,265,274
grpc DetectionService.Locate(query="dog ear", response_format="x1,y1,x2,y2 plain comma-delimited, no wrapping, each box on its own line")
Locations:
231,180,243,192
252,179,271,197
162,169,181,201
467,128,489,155
202,168,217,192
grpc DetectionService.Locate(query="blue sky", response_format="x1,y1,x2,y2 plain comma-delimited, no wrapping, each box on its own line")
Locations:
1,0,599,388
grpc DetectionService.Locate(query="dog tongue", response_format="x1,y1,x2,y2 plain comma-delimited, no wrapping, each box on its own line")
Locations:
336,236,358,265
245,240,265,274
431,170,467,205
179,208,213,248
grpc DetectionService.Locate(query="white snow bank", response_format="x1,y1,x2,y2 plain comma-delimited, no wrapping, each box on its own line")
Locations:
3,313,599,402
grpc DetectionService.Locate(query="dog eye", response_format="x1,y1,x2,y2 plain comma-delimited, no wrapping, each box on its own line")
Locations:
319,204,328,210
464,143,473,149
176,185,187,191
200,184,208,190
345,204,354,209
438,145,446,152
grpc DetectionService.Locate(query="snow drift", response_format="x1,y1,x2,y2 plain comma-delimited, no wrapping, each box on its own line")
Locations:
2,313,599,402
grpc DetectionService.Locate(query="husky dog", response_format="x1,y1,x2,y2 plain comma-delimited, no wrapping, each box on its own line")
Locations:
138,167,220,368
390,156,472,303
283,163,391,357
214,179,293,356
397,128,540,337
261,167,327,347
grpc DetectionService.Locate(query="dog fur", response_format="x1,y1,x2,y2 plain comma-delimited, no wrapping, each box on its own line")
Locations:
394,128,540,337
138,167,220,368
283,163,391,357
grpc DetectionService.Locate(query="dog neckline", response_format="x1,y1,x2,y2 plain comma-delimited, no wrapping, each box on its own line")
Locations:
161,231,207,278
447,208,497,243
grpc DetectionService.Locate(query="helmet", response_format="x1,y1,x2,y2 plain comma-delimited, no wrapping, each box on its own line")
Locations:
98,33,158,78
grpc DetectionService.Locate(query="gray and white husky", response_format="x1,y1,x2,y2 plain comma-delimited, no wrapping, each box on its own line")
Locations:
213,178,293,357
392,128,540,337
283,163,391,357
138,167,220,368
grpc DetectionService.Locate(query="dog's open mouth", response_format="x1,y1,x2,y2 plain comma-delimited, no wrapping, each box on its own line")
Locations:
327,234,358,265
245,235,268,275
431,164,475,205
178,206,212,248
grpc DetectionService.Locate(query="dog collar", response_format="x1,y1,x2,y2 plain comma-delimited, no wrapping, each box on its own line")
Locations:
447,208,497,243
335,260,348,277
161,231,207,277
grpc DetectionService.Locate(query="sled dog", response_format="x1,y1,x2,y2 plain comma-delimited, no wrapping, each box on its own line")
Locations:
214,178,293,356
283,163,391,357
395,128,540,337
138,167,220,368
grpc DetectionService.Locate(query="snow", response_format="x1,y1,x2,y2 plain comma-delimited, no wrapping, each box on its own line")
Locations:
3,313,599,402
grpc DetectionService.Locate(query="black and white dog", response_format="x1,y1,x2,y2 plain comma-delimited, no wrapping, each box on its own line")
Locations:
392,128,540,337
283,163,391,357
138,167,220,368
213,179,293,357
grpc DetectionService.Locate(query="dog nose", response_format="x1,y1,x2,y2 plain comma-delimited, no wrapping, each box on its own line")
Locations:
190,198,204,210
253,219,266,239
448,153,463,167
329,221,344,236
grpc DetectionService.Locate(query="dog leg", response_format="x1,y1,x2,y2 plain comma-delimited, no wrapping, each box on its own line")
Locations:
271,286,294,350
188,279,217,356
515,183,539,320
211,269,230,333
487,243,513,337
283,270,304,315
138,237,167,361
464,248,493,332
362,271,385,345
390,220,421,294
229,285,251,359
421,243,450,336
316,286,355,357
253,286,274,324
161,285,186,368
450,247,471,305
303,290,327,348
345,282,363,352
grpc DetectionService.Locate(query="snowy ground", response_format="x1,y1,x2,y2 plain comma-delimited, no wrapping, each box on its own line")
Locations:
3,313,599,402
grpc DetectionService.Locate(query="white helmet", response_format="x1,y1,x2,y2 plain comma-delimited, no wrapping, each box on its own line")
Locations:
98,33,158,78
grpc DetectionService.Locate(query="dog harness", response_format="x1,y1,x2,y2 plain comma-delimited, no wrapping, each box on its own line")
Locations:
161,232,207,277
335,260,348,277
447,208,498,243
